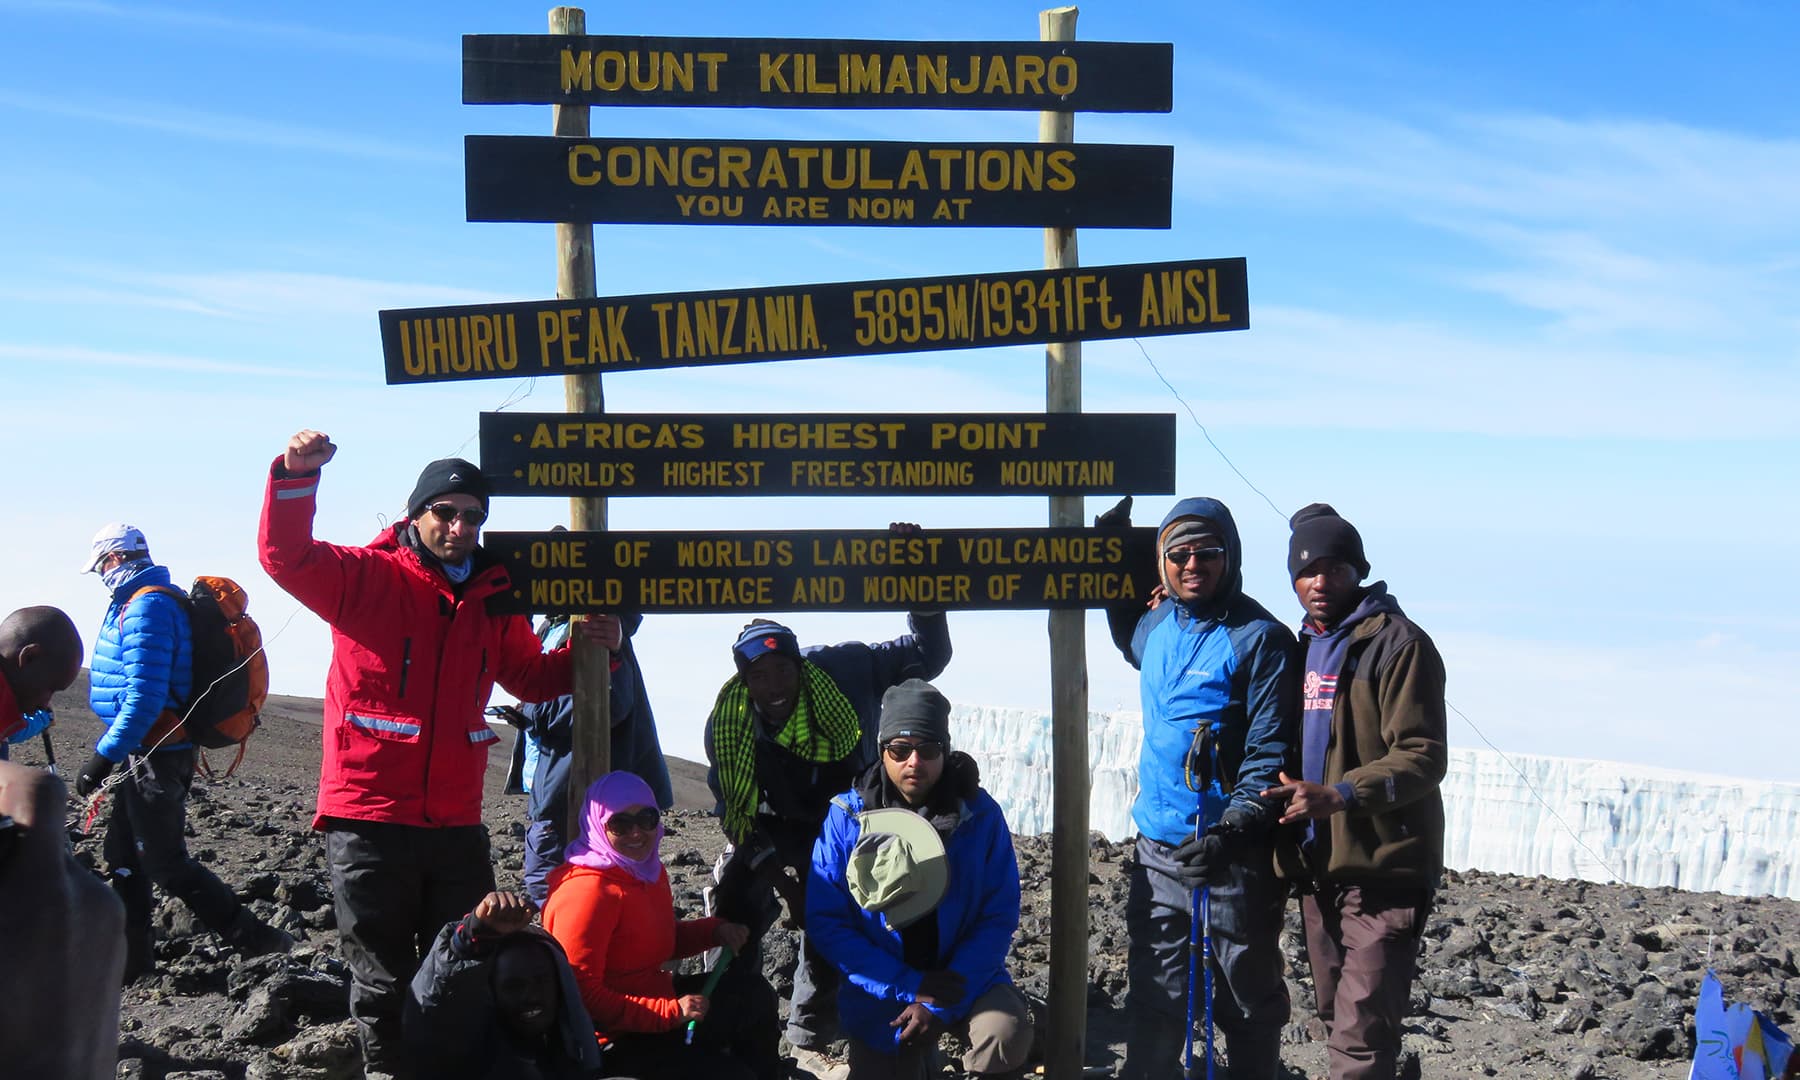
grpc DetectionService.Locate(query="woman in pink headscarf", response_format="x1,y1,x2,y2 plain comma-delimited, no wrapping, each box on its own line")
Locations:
542,771,780,1080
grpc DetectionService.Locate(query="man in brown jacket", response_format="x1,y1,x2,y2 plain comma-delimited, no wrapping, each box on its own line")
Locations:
1262,504,1447,1080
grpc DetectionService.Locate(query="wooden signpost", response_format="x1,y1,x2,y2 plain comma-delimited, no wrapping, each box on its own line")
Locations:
465,135,1173,227
380,257,1247,385
479,412,1177,497
464,34,1173,112
410,10,1239,1077
488,526,1158,614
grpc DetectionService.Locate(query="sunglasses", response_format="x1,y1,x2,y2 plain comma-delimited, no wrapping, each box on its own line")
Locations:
881,740,945,763
425,502,488,527
1164,546,1226,565
605,807,661,834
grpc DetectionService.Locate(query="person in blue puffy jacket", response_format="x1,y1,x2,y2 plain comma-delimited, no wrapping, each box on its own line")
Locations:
77,522,291,982
1101,496,1299,1080
807,679,1032,1080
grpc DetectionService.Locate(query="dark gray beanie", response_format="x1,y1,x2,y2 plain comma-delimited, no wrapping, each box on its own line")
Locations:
877,679,952,747
407,458,489,520
1288,502,1369,579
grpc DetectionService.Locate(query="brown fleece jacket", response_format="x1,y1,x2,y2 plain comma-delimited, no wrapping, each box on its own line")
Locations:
1276,606,1448,888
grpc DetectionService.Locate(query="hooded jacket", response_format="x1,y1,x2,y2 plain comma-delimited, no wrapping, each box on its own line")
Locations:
406,919,603,1079
1276,584,1447,887
1106,497,1298,847
259,458,571,829
806,754,1019,1051
703,612,953,820
88,562,194,761
519,614,673,819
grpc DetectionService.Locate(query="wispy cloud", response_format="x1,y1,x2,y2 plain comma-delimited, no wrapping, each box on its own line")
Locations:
0,342,354,379
0,267,507,321
0,90,451,164
0,0,452,62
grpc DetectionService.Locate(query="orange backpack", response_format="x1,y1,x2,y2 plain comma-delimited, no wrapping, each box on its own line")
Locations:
126,575,268,775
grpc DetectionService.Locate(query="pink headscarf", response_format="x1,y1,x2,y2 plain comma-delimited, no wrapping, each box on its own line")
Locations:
563,771,664,883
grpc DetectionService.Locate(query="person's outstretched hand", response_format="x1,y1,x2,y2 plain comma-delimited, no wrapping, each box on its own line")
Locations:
470,891,535,935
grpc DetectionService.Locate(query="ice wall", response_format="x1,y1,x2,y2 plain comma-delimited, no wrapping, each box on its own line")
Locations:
953,704,1800,900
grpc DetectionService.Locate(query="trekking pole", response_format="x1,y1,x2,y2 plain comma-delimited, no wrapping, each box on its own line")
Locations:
40,730,57,776
684,944,736,1045
1201,886,1215,1080
1185,877,1201,1080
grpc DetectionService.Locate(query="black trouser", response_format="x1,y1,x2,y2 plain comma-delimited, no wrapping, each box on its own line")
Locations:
712,815,840,1049
324,818,495,1076
599,968,782,1080
1121,835,1290,1080
104,749,245,975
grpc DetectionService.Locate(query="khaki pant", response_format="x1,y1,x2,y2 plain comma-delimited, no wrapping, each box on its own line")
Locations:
846,984,1034,1079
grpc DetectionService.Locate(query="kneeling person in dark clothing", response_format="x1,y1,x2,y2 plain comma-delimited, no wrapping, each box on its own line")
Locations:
807,680,1034,1080
406,890,605,1080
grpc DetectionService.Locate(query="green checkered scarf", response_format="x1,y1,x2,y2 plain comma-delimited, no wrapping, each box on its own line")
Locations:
710,659,861,843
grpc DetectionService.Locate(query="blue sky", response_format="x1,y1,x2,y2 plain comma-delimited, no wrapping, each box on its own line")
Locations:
3,1,1795,779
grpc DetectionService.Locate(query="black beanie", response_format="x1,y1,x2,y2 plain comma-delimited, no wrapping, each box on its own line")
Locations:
407,458,489,520
1287,502,1370,580
877,678,952,747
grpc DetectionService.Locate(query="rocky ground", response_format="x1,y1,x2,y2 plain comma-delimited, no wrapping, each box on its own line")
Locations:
23,678,1796,1079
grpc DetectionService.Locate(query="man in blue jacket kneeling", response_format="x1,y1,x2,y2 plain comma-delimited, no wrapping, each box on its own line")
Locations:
807,679,1033,1080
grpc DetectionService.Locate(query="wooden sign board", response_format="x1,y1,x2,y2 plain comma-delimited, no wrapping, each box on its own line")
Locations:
463,35,1173,112
380,258,1246,384
488,528,1158,614
465,136,1172,227
479,412,1176,497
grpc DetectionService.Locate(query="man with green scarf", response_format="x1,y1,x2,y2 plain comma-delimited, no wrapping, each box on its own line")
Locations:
704,579,951,1061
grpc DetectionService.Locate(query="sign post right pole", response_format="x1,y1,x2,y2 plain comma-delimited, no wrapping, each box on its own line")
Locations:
1040,7,1090,1080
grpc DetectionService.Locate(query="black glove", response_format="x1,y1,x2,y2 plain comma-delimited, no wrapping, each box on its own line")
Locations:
916,969,967,1006
1171,808,1254,890
75,753,115,798
1093,494,1133,529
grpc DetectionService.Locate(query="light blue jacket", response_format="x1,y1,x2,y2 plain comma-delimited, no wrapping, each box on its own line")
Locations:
89,563,192,761
807,767,1019,1051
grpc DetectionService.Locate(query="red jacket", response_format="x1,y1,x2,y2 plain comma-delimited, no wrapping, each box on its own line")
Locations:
258,458,571,828
541,860,720,1034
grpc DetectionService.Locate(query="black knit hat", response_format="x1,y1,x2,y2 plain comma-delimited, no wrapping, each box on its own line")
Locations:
406,458,489,520
1287,502,1370,580
877,679,952,747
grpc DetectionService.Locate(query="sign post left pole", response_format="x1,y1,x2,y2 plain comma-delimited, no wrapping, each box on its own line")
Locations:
550,5,612,843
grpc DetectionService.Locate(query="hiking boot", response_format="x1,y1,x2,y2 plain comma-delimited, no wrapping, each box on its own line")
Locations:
226,909,295,958
789,1047,849,1080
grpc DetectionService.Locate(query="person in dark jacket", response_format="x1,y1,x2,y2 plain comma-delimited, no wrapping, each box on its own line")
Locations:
76,523,292,983
405,890,605,1080
703,574,952,1056
1262,504,1447,1080
516,612,672,908
807,680,1033,1080
260,429,617,1080
1101,496,1298,1080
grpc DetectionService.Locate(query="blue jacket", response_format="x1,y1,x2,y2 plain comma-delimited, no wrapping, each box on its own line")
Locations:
807,763,1019,1051
1110,498,1298,846
89,563,193,761
519,614,673,817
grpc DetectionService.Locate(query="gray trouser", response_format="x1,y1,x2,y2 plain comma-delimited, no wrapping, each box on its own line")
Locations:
1121,835,1289,1080
845,984,1035,1079
1302,884,1430,1080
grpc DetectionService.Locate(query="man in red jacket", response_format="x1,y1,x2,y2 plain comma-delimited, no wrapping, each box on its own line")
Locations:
260,428,619,1080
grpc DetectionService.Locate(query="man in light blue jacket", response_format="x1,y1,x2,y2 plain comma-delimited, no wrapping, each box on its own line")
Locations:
78,522,290,982
808,679,1032,1080
1102,496,1299,1080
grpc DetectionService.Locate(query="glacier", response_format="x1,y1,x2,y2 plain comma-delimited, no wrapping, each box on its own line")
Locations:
952,704,1800,901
